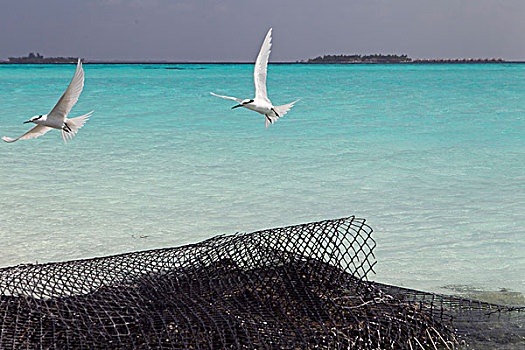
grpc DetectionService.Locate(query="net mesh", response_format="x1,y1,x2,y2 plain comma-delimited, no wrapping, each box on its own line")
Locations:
0,216,523,349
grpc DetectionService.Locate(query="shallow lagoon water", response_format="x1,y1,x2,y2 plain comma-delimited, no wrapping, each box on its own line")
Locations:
0,63,523,296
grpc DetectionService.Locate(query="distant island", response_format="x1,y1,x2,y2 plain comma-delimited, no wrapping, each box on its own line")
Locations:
306,54,412,64
6,52,78,64
304,54,505,64
1,52,517,65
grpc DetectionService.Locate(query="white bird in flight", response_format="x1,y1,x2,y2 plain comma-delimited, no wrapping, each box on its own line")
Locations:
211,28,300,128
2,59,93,144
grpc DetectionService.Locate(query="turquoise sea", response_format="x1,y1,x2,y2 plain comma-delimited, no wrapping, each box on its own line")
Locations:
0,63,523,296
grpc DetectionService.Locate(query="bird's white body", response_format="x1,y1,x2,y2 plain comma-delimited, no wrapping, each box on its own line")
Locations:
2,59,93,144
210,28,299,128
32,114,61,129
244,99,274,115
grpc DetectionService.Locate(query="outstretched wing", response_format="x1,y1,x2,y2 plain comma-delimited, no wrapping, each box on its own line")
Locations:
2,125,52,143
47,59,85,122
254,28,272,102
210,92,242,103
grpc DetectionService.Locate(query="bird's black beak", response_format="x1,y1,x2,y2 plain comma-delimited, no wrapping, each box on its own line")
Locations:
23,120,31,124
231,104,242,109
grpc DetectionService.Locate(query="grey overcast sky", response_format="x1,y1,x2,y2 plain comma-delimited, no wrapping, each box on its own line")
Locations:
1,0,524,61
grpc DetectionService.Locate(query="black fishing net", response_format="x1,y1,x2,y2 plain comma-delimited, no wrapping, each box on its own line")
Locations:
0,216,523,349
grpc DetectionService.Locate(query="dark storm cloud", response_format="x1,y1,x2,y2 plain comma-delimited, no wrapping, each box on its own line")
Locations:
1,0,524,61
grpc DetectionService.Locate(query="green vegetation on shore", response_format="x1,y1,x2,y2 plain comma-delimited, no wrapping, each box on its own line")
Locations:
305,54,505,64
307,54,411,63
7,52,77,64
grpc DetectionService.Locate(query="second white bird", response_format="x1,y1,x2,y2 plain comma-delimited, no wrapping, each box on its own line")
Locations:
2,59,93,144
211,28,300,128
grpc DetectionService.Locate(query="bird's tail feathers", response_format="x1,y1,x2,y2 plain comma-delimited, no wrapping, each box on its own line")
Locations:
273,99,300,118
62,110,93,144
265,99,300,128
